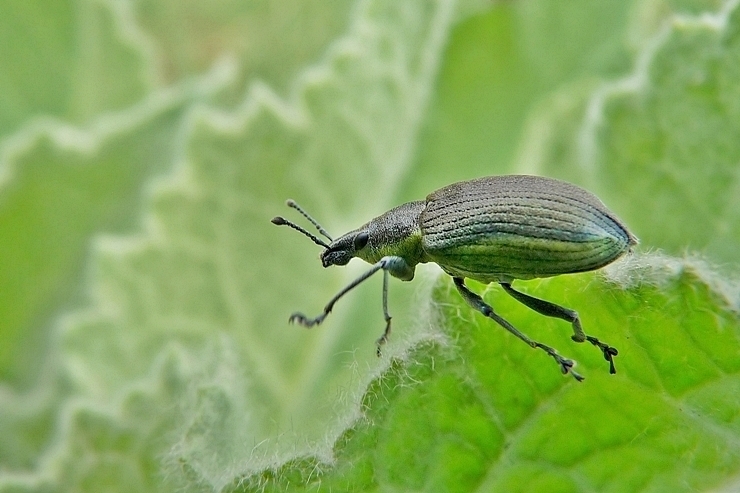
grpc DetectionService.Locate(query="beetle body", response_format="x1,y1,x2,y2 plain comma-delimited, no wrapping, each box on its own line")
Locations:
422,175,635,282
273,175,636,381
328,175,634,283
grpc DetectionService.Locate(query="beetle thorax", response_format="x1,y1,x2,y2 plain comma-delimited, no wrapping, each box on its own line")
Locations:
358,201,426,264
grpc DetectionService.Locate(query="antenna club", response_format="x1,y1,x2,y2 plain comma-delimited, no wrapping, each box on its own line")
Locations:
271,216,287,225
286,199,297,207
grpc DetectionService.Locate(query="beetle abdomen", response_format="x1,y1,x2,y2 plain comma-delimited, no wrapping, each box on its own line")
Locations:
420,175,636,281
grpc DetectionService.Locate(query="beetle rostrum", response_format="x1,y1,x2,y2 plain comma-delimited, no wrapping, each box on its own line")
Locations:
272,175,637,381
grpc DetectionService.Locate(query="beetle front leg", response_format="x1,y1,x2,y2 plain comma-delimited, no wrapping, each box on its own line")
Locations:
453,277,583,382
290,256,409,357
289,260,386,327
500,283,618,374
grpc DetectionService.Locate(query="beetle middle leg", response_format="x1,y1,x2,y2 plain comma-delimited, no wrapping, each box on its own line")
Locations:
374,268,392,357
500,283,618,374
453,277,583,382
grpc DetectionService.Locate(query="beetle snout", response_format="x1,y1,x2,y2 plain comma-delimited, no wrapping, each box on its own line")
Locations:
321,249,352,267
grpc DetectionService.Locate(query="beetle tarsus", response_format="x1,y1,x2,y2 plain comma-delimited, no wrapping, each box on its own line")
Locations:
501,282,618,376
375,317,392,357
535,342,584,382
289,312,327,327
586,336,618,374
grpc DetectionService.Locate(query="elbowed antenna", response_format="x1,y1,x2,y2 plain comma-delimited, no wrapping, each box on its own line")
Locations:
286,199,332,242
271,216,331,249
272,199,334,249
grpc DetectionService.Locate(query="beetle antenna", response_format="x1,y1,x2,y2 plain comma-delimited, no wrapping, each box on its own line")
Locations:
271,216,331,249
286,199,333,241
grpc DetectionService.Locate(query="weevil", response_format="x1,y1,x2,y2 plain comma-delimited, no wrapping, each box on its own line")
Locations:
272,175,637,381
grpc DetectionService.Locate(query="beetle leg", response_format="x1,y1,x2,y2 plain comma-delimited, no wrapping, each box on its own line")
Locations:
375,268,392,357
290,256,403,357
453,277,583,382
500,283,618,374
289,260,386,327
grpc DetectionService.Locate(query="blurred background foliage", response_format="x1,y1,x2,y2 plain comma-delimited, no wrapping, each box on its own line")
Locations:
1,0,740,492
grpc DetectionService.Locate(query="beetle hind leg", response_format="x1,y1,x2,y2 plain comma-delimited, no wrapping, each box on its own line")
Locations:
500,283,618,375
453,277,583,382
533,342,584,382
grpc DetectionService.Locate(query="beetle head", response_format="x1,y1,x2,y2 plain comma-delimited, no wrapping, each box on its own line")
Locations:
273,199,370,268
273,199,426,275
320,230,369,267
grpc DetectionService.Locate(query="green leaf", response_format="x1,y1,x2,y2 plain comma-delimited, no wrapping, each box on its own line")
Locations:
1,1,456,491
2,0,740,492
0,0,151,133
0,68,233,472
405,0,634,200
233,265,740,493
0,0,232,385
134,0,355,92
514,0,740,264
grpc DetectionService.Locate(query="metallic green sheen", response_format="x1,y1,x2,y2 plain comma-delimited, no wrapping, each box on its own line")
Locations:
316,175,635,283
419,175,636,282
355,201,426,267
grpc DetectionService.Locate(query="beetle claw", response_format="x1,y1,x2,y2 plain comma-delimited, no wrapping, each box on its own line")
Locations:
375,339,384,358
289,312,327,327
536,343,584,382
558,357,584,382
375,317,392,357
586,336,619,374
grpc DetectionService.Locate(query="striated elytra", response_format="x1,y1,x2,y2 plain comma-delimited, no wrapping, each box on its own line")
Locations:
272,175,637,381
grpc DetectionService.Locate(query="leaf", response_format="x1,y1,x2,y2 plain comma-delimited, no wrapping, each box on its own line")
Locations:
0,0,152,134
0,0,456,491
513,0,740,264
0,67,233,474
233,263,740,493
405,0,634,200
134,0,355,91
0,0,194,384
2,0,740,492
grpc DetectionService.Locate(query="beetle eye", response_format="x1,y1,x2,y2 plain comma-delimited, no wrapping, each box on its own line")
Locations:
354,232,369,250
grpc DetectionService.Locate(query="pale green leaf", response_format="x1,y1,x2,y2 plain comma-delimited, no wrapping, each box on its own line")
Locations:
2,1,740,492
515,0,740,264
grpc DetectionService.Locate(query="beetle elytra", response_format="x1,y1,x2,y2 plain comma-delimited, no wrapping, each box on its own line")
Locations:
272,175,637,381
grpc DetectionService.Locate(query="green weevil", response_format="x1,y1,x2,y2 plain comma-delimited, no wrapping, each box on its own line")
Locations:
272,175,637,381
